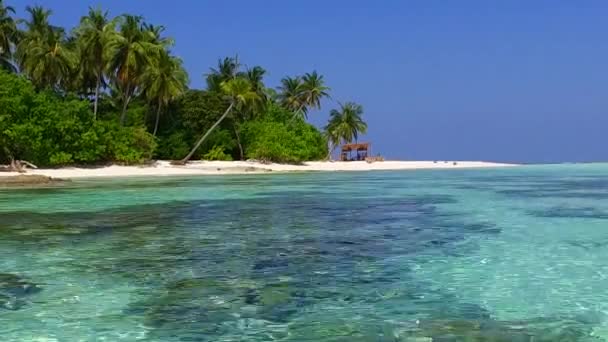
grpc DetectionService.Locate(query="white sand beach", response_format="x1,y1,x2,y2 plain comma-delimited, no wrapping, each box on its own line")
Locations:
0,160,517,179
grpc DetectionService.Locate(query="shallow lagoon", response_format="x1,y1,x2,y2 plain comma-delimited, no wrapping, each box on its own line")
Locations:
2,165,608,341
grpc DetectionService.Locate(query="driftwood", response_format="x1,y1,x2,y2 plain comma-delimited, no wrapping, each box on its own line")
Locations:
0,160,38,173
1,146,38,172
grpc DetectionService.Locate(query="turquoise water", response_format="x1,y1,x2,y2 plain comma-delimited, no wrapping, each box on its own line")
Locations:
2,165,608,341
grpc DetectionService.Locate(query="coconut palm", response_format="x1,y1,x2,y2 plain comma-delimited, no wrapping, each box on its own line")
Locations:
206,56,241,92
277,76,304,112
142,51,188,135
17,6,76,89
16,5,51,65
219,65,269,159
75,7,115,118
324,102,367,159
0,0,18,72
278,72,330,121
180,77,260,163
142,23,173,48
245,66,267,98
106,15,160,124
300,71,330,113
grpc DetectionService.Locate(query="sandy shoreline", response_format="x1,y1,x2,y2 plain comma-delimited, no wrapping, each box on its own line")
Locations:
0,160,517,179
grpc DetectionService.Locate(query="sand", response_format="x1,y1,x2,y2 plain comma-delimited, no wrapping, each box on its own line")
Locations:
0,160,517,179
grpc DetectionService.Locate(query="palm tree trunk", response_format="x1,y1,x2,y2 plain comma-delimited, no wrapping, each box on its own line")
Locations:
93,72,101,120
120,84,131,125
180,103,234,164
153,100,162,136
289,103,307,123
120,95,131,126
326,142,334,161
232,123,244,160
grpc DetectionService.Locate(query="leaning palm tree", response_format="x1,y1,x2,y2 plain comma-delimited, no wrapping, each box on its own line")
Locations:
324,102,367,160
106,15,160,124
0,0,18,72
75,7,116,118
142,51,188,135
180,77,260,163
17,6,76,89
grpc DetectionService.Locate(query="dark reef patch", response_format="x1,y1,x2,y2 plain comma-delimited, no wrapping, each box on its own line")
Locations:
529,206,608,220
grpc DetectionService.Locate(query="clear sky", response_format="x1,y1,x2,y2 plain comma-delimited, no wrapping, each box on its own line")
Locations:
14,1,608,163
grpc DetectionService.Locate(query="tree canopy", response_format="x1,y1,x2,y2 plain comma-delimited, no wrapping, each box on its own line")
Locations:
0,2,368,166
325,102,368,159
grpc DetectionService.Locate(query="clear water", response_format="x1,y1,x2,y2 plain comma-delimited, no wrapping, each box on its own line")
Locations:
2,165,608,341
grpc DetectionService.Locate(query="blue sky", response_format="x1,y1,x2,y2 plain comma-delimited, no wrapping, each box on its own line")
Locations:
15,1,608,163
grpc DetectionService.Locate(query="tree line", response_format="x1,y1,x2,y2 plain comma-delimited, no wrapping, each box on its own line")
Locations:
0,1,368,166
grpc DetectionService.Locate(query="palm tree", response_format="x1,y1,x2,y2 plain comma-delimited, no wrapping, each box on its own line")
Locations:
278,72,330,121
142,23,173,48
16,5,50,66
75,7,115,118
324,102,367,160
142,51,188,135
245,65,267,100
277,76,304,112
299,71,330,114
106,15,160,125
0,0,18,72
180,77,260,163
221,65,269,159
205,56,241,92
17,6,76,89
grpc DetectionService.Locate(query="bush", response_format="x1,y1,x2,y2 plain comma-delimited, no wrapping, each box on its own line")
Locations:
95,121,156,164
202,145,233,161
242,120,327,163
154,90,236,160
0,71,156,166
155,132,191,160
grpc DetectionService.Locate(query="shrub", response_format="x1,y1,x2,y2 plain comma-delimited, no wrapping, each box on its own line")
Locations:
242,120,327,163
95,121,156,164
155,132,191,160
202,145,233,161
0,71,156,166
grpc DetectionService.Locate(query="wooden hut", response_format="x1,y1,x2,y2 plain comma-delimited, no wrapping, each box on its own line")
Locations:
340,142,371,161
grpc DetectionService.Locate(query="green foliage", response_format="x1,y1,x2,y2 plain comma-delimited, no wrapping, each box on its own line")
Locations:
278,71,330,120
94,121,156,164
263,101,293,122
142,51,188,135
325,102,367,154
154,89,231,160
202,145,232,161
155,131,189,160
0,1,18,72
0,0,351,166
178,77,263,163
0,70,155,166
175,90,225,132
242,120,327,163
16,6,76,89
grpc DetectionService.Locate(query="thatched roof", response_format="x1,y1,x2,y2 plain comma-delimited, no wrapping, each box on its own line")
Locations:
341,142,370,152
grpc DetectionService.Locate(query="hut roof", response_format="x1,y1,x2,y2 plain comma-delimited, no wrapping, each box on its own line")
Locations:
341,142,370,152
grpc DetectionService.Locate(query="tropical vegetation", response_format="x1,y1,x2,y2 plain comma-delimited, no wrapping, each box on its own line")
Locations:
0,1,368,167
325,102,368,159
